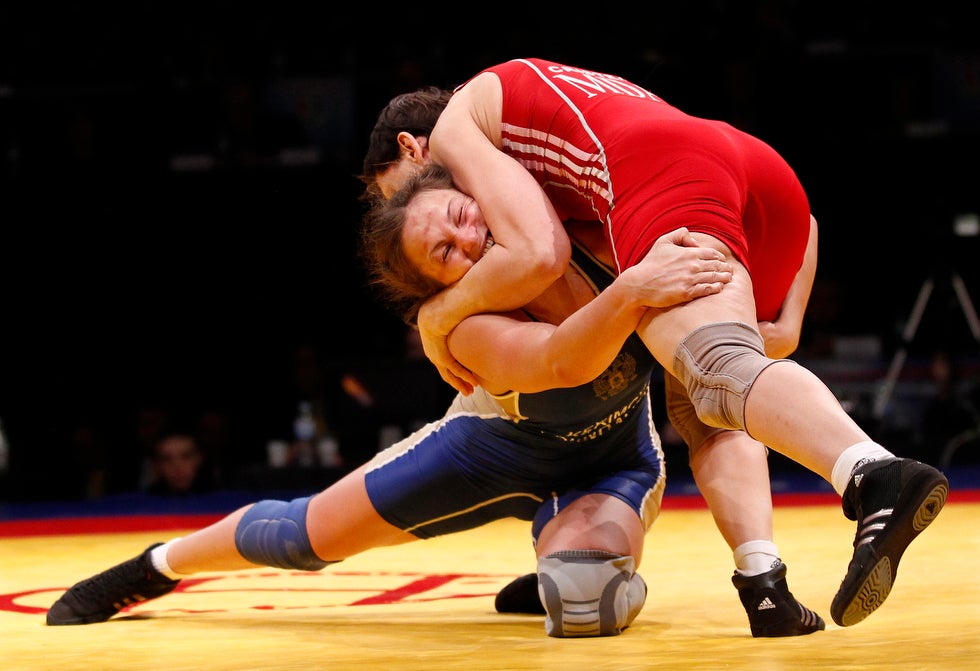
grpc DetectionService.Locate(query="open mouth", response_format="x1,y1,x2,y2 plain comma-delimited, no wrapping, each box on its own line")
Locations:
482,232,495,256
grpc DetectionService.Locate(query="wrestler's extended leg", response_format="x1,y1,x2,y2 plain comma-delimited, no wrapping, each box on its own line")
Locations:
47,465,414,625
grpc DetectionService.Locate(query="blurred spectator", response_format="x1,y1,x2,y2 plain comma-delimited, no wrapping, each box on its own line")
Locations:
142,431,221,496
101,398,176,495
107,400,237,496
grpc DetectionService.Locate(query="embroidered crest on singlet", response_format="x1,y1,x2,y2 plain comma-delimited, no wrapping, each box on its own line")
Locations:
593,351,638,401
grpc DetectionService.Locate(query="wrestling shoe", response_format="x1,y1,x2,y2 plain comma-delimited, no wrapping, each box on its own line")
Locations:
47,543,180,625
732,561,825,637
494,573,545,615
831,457,948,627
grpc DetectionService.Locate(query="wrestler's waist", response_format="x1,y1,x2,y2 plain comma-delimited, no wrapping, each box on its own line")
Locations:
515,388,648,444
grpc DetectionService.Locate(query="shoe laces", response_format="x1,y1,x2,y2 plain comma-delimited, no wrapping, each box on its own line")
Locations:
70,556,164,609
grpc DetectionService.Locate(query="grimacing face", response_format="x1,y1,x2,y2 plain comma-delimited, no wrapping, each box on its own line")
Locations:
400,187,495,287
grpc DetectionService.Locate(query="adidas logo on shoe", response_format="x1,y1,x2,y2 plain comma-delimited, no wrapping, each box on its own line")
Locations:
850,457,877,488
732,562,826,637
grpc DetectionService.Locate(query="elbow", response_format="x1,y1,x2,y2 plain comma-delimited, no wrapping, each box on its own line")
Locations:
531,237,572,282
535,258,568,285
550,360,597,388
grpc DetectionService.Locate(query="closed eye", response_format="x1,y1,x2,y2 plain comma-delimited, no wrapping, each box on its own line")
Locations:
437,196,466,264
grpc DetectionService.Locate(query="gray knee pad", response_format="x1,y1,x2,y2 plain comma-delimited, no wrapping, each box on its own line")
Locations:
537,550,647,638
672,321,780,431
234,497,332,571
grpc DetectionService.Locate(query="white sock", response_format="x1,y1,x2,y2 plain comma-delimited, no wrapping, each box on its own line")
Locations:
150,538,185,579
733,540,781,577
830,441,895,496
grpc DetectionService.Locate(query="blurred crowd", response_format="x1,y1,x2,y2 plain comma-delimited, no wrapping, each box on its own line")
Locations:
0,328,456,502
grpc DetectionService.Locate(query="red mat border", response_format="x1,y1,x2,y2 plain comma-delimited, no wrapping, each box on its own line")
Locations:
3,490,977,538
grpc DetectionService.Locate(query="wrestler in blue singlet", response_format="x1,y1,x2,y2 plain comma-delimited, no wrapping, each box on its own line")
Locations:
364,239,666,542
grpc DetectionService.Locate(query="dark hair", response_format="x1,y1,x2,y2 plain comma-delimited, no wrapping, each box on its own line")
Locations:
359,164,457,324
358,87,452,202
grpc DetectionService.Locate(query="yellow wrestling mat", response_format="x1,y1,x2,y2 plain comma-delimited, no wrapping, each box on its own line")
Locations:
3,499,979,671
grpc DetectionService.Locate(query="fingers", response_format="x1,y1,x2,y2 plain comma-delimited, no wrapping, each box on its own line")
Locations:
658,227,696,247
441,369,475,395
691,281,728,298
700,256,732,274
700,249,727,262
700,268,732,284
440,363,477,395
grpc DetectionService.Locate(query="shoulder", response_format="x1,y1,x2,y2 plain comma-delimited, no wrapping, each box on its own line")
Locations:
450,71,502,108
433,72,502,152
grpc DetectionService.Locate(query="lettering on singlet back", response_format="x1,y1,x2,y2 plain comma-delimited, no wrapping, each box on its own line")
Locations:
542,62,660,102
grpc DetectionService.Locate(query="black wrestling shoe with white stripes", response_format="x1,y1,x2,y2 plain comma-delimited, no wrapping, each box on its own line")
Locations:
46,543,180,625
831,457,948,627
732,561,825,637
495,573,545,615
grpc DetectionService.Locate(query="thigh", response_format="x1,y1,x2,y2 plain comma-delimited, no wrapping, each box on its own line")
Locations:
364,415,551,538
306,464,416,561
637,244,759,373
535,494,648,566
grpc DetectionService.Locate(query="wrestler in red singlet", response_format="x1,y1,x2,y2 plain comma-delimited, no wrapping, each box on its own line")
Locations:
457,58,810,321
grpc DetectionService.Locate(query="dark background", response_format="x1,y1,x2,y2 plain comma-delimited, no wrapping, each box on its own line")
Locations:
1,2,978,501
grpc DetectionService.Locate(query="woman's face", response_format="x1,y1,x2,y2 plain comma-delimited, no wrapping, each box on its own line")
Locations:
401,187,494,286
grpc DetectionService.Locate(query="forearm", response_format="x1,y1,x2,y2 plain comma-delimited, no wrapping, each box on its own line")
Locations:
420,244,567,338
456,283,648,394
791,216,818,308
760,215,818,358
775,215,818,331
539,284,649,387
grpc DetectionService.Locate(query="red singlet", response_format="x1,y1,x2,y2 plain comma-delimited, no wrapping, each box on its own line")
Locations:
462,58,811,321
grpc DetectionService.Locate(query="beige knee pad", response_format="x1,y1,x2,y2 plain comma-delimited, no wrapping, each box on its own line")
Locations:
537,550,646,638
664,371,725,452
671,321,782,432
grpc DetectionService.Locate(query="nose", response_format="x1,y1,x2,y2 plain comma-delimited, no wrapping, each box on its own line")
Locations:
457,199,488,260
457,225,484,260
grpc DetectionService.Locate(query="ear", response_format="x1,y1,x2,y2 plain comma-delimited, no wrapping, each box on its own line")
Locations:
396,131,429,164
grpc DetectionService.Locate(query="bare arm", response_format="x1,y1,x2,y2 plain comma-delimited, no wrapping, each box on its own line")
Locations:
758,214,819,358
418,74,571,394
449,228,732,393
